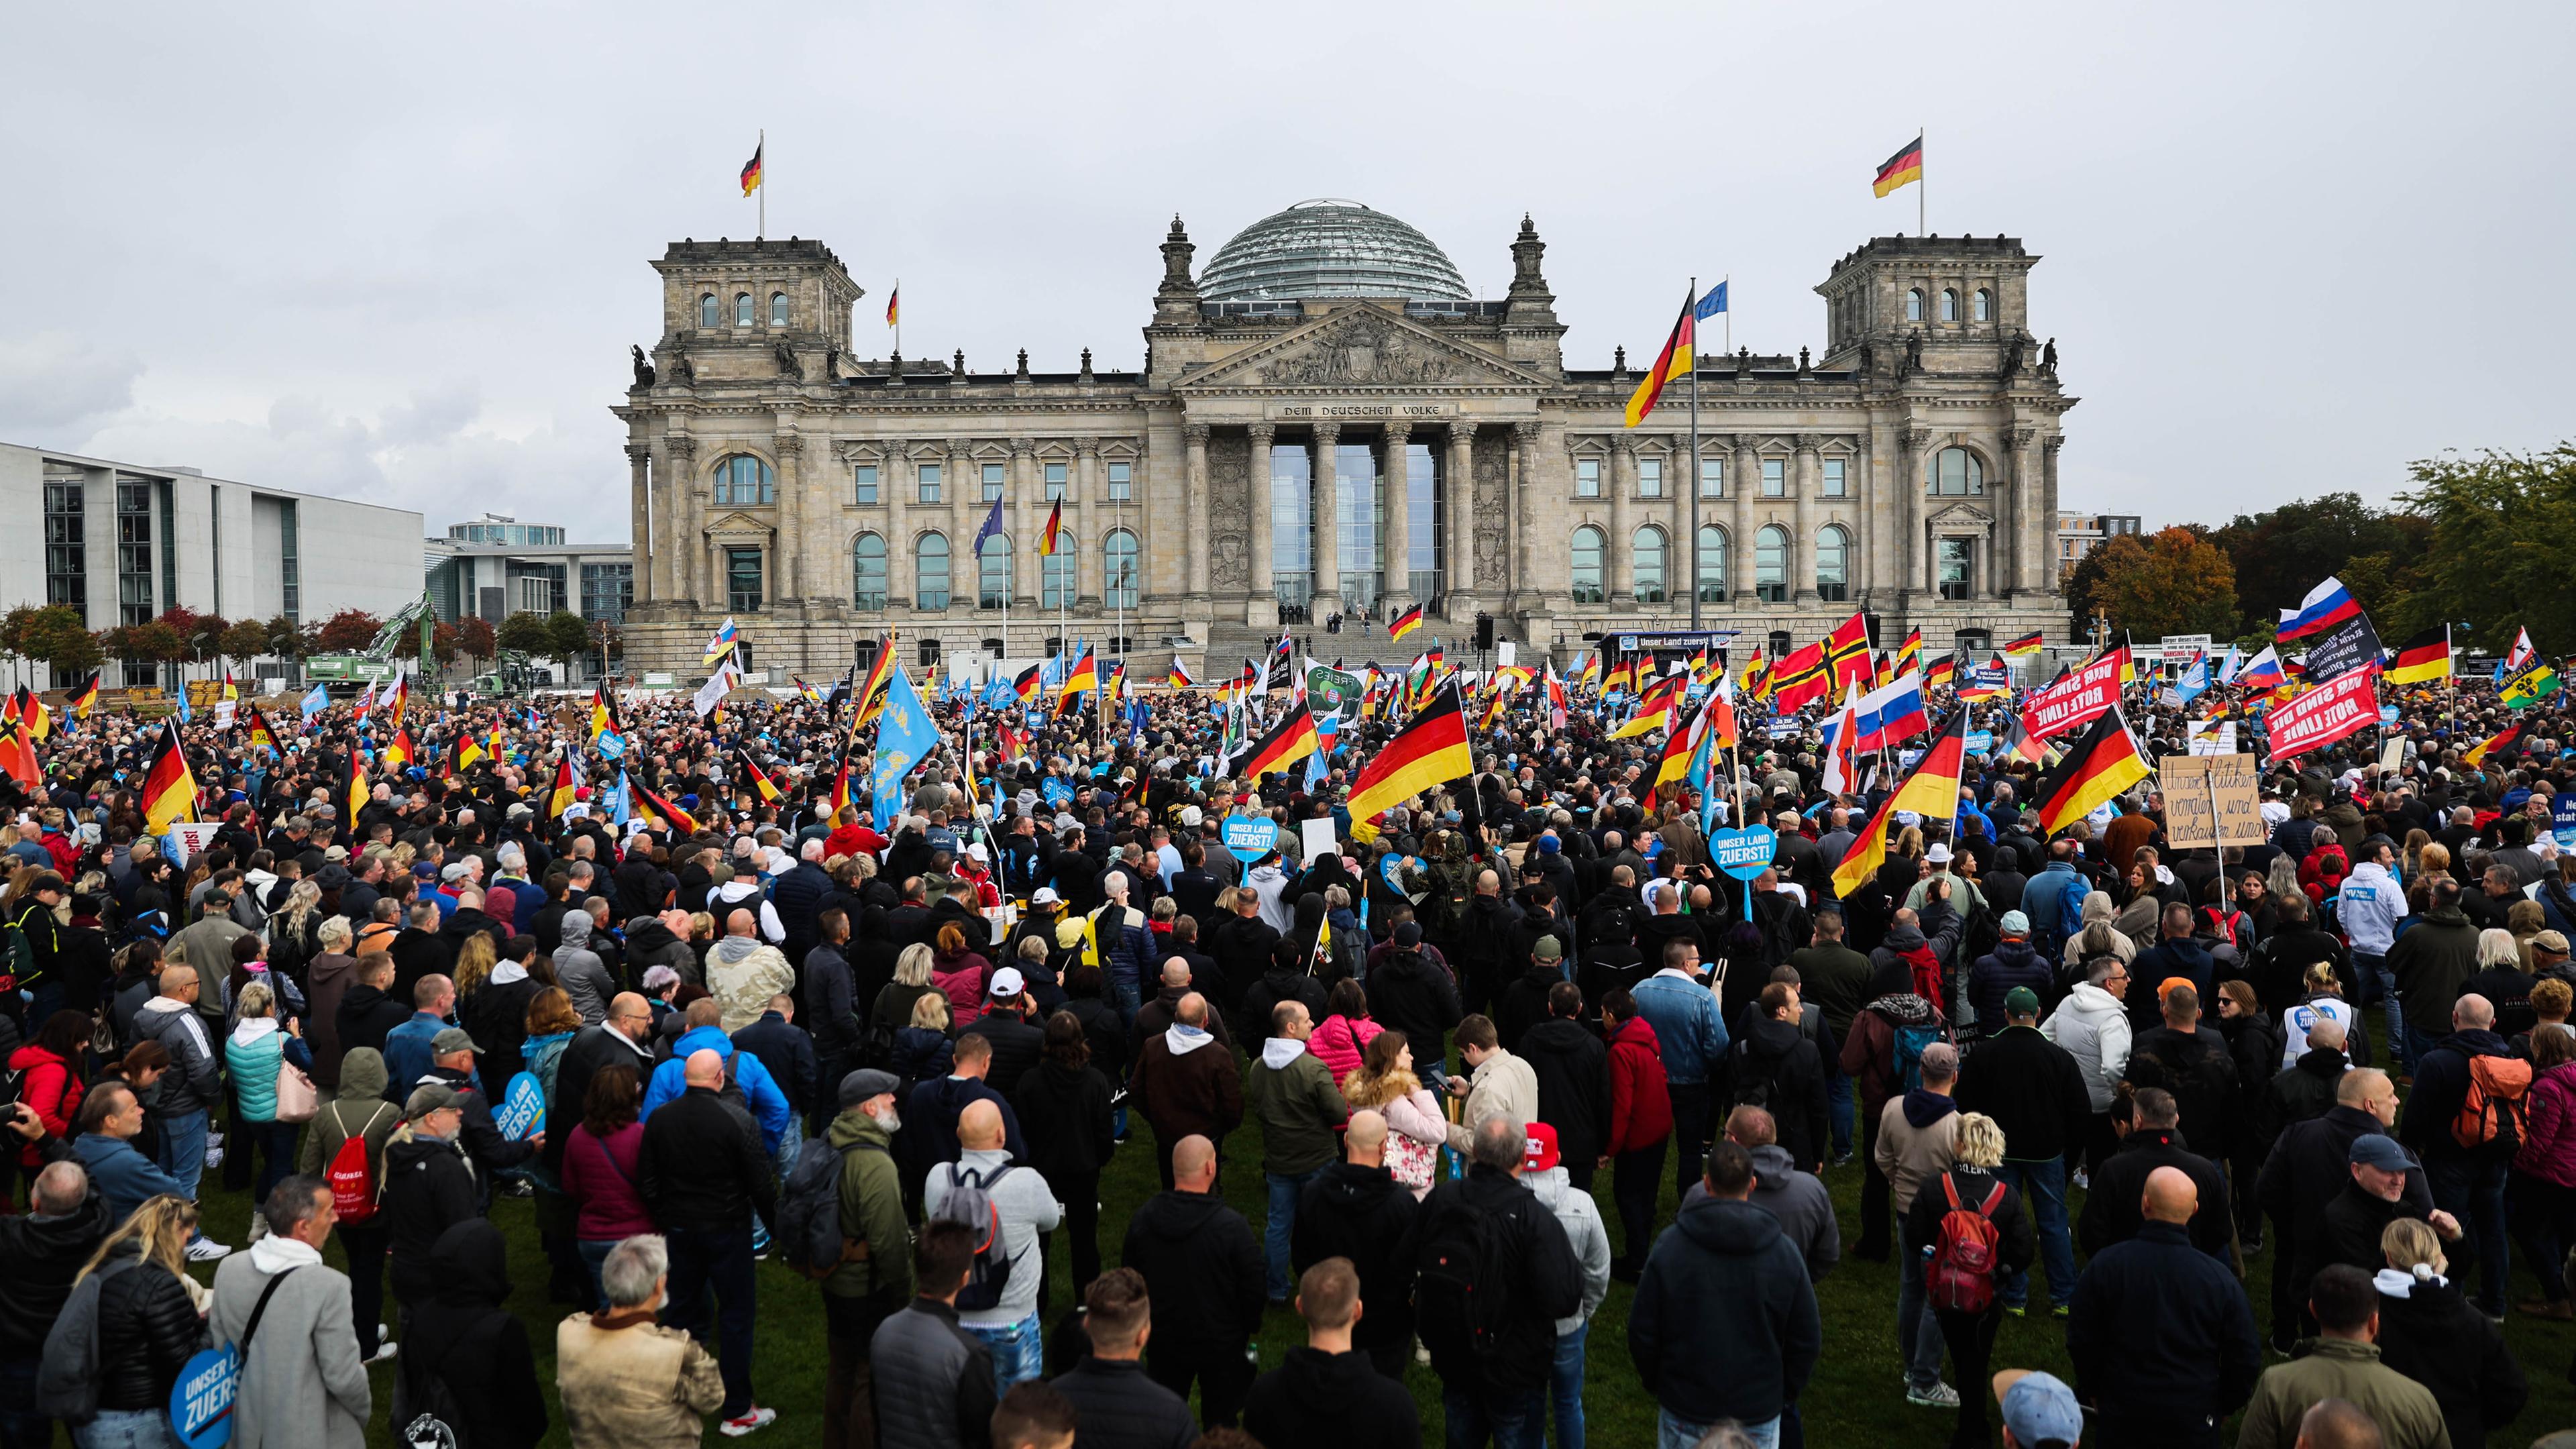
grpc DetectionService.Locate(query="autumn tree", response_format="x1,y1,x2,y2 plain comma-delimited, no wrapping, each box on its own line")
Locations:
263,615,308,661
12,606,101,682
313,609,382,654
2086,526,2242,641
219,619,272,667
431,621,462,667
2402,442,2576,655
452,616,496,667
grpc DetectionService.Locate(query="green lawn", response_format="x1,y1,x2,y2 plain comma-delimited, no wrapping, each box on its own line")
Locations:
173,1047,2576,1448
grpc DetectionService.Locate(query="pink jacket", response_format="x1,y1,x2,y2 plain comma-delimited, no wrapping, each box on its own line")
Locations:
1309,1014,1383,1086
2518,1060,2576,1189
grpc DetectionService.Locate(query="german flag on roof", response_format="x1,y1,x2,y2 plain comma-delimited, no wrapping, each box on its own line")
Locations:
1873,133,1924,197
140,721,195,835
1346,681,1473,837
1233,701,1322,785
2385,628,2451,686
2029,704,2152,837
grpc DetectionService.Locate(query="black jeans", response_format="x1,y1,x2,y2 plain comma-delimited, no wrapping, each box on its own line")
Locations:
823,1289,903,1449
1933,1307,1999,1449
1611,1141,1667,1268
1148,1341,1254,1429
338,1222,389,1359
2509,1170,2576,1303
664,1225,759,1418
1037,1169,1102,1317
1667,1079,1711,1203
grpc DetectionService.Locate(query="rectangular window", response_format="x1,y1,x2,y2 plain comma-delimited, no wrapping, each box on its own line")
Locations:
853,464,879,504
43,475,85,624
1106,460,1131,502
917,462,942,504
580,562,633,623
278,499,300,624
981,462,1005,502
1938,538,1972,601
1821,458,1845,497
1762,458,1786,497
727,547,764,612
1699,457,1723,498
117,480,154,626
1576,458,1601,497
1638,458,1662,498
1045,462,1068,501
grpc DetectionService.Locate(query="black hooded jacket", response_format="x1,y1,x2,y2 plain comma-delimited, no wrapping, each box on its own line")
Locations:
383,1132,480,1303
1518,1016,1611,1167
1727,1016,1831,1171
1118,1189,1265,1348
1243,1345,1424,1449
400,1218,549,1449
1290,1160,1420,1353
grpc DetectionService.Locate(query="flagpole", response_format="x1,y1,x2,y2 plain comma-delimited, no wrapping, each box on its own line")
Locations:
757,129,765,241
1917,127,1926,237
1688,274,1701,634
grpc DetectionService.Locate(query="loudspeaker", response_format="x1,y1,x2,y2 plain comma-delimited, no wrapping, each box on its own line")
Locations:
1475,612,1495,651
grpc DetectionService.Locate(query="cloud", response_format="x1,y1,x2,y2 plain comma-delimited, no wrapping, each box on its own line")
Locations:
0,333,145,437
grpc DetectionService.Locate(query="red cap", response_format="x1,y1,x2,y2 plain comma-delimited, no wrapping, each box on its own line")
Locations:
1521,1121,1560,1173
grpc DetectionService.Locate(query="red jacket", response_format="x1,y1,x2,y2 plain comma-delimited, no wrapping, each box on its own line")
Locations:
40,832,78,875
2519,1059,2576,1189
1605,1016,1673,1156
8,1042,84,1168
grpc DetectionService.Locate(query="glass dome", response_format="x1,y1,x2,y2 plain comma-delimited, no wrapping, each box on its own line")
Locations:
1199,199,1470,303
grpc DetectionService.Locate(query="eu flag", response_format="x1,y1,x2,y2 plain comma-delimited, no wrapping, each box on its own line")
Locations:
871,665,938,833
1694,280,1728,321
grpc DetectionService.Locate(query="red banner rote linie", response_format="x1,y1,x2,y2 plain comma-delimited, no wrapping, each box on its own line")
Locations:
2264,668,2380,763
2019,649,2127,743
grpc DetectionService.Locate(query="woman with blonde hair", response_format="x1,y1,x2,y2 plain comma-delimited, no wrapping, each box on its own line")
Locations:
68,1194,211,1446
222,979,314,1201
1904,1110,2030,1449
1340,1029,1446,1197
873,942,938,1032
2373,1217,2527,1448
267,877,325,983
2466,926,2538,1038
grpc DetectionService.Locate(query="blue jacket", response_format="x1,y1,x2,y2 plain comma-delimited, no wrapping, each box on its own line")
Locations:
382,1010,448,1100
641,1024,794,1155
2020,863,2090,957
1631,969,1729,1087
74,1133,186,1227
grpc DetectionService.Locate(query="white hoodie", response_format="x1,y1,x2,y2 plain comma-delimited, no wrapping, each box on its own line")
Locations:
2039,981,2133,1110
1259,1037,1306,1071
1525,1165,1612,1334
2339,861,2403,957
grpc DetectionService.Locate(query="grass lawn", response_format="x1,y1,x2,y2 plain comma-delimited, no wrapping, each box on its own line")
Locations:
173,1041,2576,1448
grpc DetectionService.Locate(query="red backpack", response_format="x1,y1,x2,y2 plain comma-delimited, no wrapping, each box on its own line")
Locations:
325,1102,390,1224
1926,1173,2007,1313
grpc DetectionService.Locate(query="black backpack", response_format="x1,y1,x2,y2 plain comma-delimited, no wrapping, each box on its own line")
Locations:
1413,1187,1516,1381
777,1138,889,1281
931,1162,1018,1313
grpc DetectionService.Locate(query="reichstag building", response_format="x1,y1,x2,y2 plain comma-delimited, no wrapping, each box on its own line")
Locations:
614,199,2074,680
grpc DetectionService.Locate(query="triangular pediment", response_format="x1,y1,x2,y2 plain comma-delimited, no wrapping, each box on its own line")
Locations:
1180,305,1548,392
1926,500,1995,530
704,511,773,536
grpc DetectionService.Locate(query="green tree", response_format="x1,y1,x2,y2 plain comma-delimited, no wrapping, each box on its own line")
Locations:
544,610,593,663
494,610,551,657
2210,492,2429,633
20,607,102,680
219,619,272,668
2088,527,2242,641
2402,442,2576,654
264,615,308,661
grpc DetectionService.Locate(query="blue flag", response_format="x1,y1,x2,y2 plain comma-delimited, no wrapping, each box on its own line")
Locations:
1694,280,1728,321
299,684,330,718
870,666,938,833
604,768,632,828
177,687,193,724
971,490,1006,557
983,678,1015,710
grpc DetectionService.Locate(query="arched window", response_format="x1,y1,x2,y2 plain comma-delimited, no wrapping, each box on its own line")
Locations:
851,533,888,609
1941,288,1960,322
1815,524,1851,602
1755,525,1790,602
769,292,788,327
1044,531,1078,609
977,533,1010,610
712,454,773,505
1696,526,1728,604
698,294,719,328
1927,447,1984,496
1104,529,1139,610
733,292,753,327
916,533,951,610
1632,526,1666,604
1906,288,1925,322
1973,288,1993,323
1570,526,1606,604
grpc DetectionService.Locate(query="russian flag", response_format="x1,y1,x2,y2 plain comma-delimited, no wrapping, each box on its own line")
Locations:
2235,645,2288,688
1851,670,1930,753
2275,576,2362,642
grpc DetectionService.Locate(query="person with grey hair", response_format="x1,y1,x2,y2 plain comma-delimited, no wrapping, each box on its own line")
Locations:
208,1175,372,1447
0,1139,107,1449
1414,1115,1580,1447
556,1234,727,1448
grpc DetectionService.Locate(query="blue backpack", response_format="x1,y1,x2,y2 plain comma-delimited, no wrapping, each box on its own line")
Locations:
1893,1022,1947,1094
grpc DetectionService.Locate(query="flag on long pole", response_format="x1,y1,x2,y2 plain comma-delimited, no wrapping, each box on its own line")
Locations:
1829,710,1969,898
1623,289,1697,428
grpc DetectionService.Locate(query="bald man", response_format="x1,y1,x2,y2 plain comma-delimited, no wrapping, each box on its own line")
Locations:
544,989,657,1179
1122,1132,1266,1428
924,1099,1063,1389
2398,991,2515,1318
2066,1165,2261,1446
639,1047,780,1428
1288,1110,1421,1379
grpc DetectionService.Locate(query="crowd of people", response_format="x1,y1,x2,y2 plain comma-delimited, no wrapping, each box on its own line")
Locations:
0,645,2572,1449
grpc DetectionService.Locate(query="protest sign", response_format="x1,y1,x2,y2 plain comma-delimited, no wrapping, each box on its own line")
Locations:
2264,669,2379,763
171,1346,237,1448
496,1072,546,1141
1304,665,1363,721
2019,650,2124,742
1711,826,1776,881
2300,612,2384,683
1222,814,1278,863
1299,817,1340,865
2163,753,2266,849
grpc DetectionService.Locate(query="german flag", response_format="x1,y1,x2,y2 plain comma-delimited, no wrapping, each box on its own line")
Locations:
1479,684,1509,733
2463,723,2522,767
1167,658,1196,690
883,286,898,329
828,759,855,818
382,729,414,770
1623,288,1697,429
1924,652,1957,689
246,706,281,755
853,643,897,729
140,721,196,835
1611,673,1689,740
2029,704,2153,837
1345,683,1474,836
635,778,699,836
1873,133,1924,198
739,140,763,196
68,673,99,720
381,675,407,722
1057,648,1099,716
449,731,485,780
1644,690,1713,808
1894,629,1923,674
14,687,48,743
545,757,580,821
343,761,370,833
1039,500,1065,557
1388,604,1424,643
1826,612,1873,692
1603,655,1634,696
739,749,782,804
1830,710,1967,898
0,725,39,793
1234,701,1322,785
1013,662,1044,706
2004,631,2045,659
1579,653,1603,690
589,682,627,741
2385,628,2451,686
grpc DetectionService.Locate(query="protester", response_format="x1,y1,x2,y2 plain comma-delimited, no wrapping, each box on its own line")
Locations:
2371,1216,2527,1448
2065,1166,2260,1448
924,1099,1062,1392
1629,1139,1823,1449
872,1222,1001,1449
1042,1268,1198,1449
1244,999,1350,1303
639,1048,780,1436
556,1234,728,1449
2233,1264,2448,1449
208,1176,374,1448
1288,1110,1419,1381
1416,1118,1580,1448
1240,1258,1421,1449
295,1046,400,1362
1119,1134,1264,1430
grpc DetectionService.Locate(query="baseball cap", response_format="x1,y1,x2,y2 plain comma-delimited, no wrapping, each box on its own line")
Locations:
989,967,1026,1000
2004,986,2041,1017
1996,1371,2082,1448
1031,887,1061,906
2349,1133,2413,1171
1521,1122,1561,1174
430,1027,483,1055
2536,930,2570,955
1925,842,1953,864
1533,935,1564,961
1998,910,2030,936
405,1083,463,1117
839,1068,902,1108
441,861,472,883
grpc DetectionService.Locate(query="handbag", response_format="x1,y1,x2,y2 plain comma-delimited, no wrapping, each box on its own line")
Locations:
1384,1127,1436,1190
275,1059,320,1123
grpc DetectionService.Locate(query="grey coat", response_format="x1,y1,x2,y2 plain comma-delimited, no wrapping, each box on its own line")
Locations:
208,1249,371,1449
553,915,615,1026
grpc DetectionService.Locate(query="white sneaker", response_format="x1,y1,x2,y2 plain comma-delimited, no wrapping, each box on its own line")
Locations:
1907,1382,1961,1409
720,1407,777,1437
365,1340,398,1364
184,1238,233,1263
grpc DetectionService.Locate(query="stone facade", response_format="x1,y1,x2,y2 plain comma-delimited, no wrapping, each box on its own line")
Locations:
615,215,2075,679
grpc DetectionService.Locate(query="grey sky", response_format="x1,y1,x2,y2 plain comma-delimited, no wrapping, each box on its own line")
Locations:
5,2,2568,539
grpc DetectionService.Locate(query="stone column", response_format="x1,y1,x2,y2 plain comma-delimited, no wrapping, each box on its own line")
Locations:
1245,423,1276,622
2008,425,2043,595
1012,437,1039,609
886,444,912,608
1792,435,1822,602
1380,419,1413,613
667,437,699,604
1607,437,1636,604
1311,422,1341,612
773,431,805,603
1182,423,1212,612
1072,440,1099,613
948,439,975,614
1900,427,1933,600
1444,422,1476,614
2041,437,2064,595
1512,421,1542,606
1729,434,1758,600
625,445,651,598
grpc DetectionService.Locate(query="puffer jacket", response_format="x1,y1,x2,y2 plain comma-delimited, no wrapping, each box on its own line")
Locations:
132,995,221,1116
1967,938,2057,1031
929,946,994,1028
2039,980,2133,1111
8,1042,85,1168
223,1018,312,1125
91,1241,210,1412
705,934,796,1034
1307,1012,1381,1085
2514,1057,2576,1189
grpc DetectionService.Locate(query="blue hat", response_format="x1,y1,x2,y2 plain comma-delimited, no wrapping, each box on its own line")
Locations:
1536,834,1561,856
2348,1133,2413,1172
1998,1373,2082,1448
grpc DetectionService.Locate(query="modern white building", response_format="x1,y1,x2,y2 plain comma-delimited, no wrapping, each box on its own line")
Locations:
1,439,425,687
